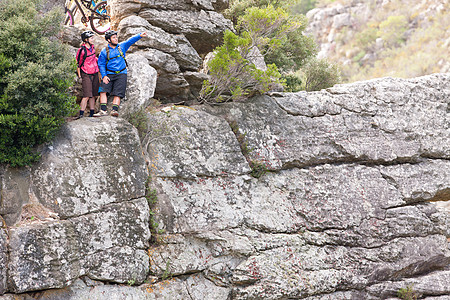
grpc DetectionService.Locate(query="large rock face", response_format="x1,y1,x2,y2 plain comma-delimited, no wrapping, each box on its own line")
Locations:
0,73,449,299
0,117,151,295
142,73,449,299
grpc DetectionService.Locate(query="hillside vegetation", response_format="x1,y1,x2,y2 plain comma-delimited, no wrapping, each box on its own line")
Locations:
304,0,449,83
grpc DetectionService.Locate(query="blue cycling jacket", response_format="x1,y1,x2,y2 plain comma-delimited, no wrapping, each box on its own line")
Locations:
98,34,142,77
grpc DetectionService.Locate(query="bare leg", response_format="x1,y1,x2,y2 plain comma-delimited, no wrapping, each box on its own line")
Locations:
112,96,121,106
100,92,108,105
80,97,89,111
88,97,95,110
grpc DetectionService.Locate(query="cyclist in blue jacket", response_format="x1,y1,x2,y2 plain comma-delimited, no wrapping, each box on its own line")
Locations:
94,30,147,117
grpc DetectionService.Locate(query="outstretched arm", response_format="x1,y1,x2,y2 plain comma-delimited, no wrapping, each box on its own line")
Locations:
120,32,147,52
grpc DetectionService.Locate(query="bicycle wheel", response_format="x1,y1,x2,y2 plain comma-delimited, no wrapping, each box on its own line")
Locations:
64,8,74,25
90,1,110,34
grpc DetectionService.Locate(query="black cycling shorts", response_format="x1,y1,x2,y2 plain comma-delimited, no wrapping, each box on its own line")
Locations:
99,73,127,98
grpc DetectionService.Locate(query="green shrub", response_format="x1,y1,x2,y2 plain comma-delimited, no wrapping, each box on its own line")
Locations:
398,285,420,300
282,72,303,92
354,24,378,50
291,0,317,15
200,5,301,103
264,15,318,72
377,15,408,47
222,1,340,93
302,57,341,91
0,0,76,166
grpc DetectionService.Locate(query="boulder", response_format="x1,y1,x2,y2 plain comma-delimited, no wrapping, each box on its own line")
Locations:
108,0,230,28
183,71,209,98
2,201,150,295
8,222,82,293
62,25,83,49
202,74,449,169
118,16,202,71
134,49,191,102
139,9,233,55
30,118,148,218
144,106,250,178
123,53,158,117
118,16,202,102
2,118,151,294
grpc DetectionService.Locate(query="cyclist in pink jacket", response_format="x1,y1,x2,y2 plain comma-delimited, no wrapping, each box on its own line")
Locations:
75,30,100,118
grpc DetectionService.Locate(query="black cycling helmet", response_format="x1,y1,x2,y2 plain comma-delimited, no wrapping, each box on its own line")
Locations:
105,30,118,42
81,30,95,42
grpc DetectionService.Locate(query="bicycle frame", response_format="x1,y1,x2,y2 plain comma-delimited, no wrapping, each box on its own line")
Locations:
64,0,110,34
71,0,97,24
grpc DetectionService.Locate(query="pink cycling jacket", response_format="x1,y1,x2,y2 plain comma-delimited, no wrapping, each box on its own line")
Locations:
76,44,99,75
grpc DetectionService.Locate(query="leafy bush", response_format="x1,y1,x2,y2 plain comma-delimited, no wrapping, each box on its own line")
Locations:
354,24,378,50
282,72,303,92
200,5,302,103
377,15,408,48
264,15,318,73
291,0,317,15
302,57,341,91
0,0,76,166
222,1,340,93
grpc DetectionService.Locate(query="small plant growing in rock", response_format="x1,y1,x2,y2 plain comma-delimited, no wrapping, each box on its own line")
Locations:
249,160,269,178
161,260,172,281
127,279,136,286
145,179,158,207
398,285,420,300
145,175,165,243
228,120,253,156
124,108,149,140
227,118,269,178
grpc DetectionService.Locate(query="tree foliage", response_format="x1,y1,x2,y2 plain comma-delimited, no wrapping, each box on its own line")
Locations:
0,0,76,166
302,57,341,91
291,0,317,15
218,0,340,93
226,0,318,71
200,5,302,103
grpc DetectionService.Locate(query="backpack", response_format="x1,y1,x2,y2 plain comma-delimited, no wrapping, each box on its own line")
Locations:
76,45,96,69
105,45,128,74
